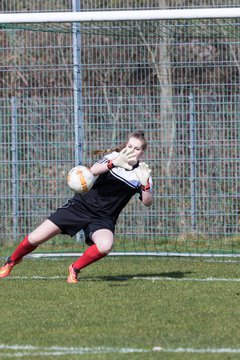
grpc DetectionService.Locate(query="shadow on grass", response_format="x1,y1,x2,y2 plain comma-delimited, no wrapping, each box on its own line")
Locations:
88,271,193,282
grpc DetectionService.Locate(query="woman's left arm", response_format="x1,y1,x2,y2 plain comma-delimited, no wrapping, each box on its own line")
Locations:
134,162,153,207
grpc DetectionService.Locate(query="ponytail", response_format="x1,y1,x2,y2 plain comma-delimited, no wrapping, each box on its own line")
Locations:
92,144,125,157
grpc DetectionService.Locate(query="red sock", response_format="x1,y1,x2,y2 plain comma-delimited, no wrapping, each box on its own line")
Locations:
10,235,38,262
73,244,106,271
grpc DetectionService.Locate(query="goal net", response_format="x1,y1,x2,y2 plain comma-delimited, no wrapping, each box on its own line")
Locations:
1,9,240,257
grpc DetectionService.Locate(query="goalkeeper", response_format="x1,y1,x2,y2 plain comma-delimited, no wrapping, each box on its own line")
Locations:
0,130,153,283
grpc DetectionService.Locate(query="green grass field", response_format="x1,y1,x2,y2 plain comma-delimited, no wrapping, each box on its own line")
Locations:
0,256,240,360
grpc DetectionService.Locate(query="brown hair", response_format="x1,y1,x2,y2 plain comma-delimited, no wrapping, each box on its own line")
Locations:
92,130,147,156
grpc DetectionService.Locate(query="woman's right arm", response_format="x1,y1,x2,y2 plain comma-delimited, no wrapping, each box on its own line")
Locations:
90,162,110,176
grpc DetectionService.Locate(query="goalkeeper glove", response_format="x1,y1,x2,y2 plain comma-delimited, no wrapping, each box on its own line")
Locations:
134,162,151,190
111,148,137,170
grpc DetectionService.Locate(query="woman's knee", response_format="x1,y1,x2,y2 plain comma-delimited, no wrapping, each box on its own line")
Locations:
96,241,113,254
92,229,114,254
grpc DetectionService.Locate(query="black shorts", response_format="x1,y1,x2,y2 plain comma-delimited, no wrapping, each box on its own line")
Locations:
48,199,115,245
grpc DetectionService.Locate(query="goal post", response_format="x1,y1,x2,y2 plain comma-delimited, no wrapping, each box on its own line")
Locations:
0,8,240,23
1,8,240,257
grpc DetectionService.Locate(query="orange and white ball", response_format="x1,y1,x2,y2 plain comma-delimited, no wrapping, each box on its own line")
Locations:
67,166,94,193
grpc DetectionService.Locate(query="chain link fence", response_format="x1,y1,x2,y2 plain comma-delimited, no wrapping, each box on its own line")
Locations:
1,1,240,255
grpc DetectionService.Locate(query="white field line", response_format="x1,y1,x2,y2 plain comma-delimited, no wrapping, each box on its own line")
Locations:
161,347,240,354
1,345,240,357
5,275,240,282
0,345,148,357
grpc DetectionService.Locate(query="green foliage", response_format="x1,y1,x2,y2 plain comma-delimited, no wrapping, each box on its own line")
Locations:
0,256,240,359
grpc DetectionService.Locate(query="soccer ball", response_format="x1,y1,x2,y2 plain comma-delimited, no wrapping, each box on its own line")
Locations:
67,165,94,193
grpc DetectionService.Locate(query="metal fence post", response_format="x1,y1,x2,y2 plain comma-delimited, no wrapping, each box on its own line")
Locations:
72,0,85,243
72,0,83,166
189,93,197,232
11,97,18,242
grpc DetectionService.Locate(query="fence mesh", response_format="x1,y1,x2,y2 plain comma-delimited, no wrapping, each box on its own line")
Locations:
1,7,240,255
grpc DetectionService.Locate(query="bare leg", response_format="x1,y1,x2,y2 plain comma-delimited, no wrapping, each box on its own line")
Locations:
0,220,62,278
91,229,114,254
7,220,61,263
28,219,61,245
71,229,114,270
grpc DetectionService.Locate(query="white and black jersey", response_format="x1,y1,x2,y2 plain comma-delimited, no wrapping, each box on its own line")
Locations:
48,152,153,242
73,152,152,224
